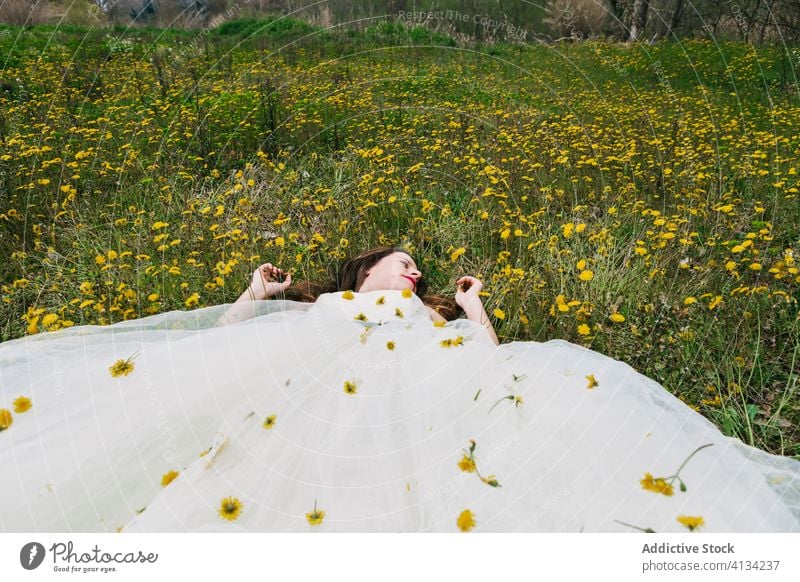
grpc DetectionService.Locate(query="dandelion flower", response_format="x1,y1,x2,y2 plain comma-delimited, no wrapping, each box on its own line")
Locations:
0,409,13,431
218,496,243,521
344,380,357,395
376,295,386,305
683,297,697,305
440,335,464,348
493,308,505,320
263,415,277,429
395,307,404,318
13,396,32,413
161,470,179,487
677,515,704,531
342,290,355,300
109,354,137,378
450,247,466,262
457,454,477,473
578,270,594,281
457,509,476,532
514,395,523,407
386,341,396,351
640,472,674,496
354,312,367,322
306,500,325,526
185,293,200,308
609,313,625,323
401,288,412,299
586,374,599,389
577,324,591,336
433,320,446,328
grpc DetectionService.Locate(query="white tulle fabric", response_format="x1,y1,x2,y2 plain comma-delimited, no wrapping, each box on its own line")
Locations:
1,289,799,533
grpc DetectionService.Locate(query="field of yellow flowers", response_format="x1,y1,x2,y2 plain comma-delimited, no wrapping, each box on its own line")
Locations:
0,19,798,455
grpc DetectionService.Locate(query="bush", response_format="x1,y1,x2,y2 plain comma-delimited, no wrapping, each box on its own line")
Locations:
0,0,47,26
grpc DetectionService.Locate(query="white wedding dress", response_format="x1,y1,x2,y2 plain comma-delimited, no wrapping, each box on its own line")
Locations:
1,289,799,532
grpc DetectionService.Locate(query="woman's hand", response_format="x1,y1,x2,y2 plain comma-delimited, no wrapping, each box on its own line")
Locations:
455,275,484,309
250,263,292,299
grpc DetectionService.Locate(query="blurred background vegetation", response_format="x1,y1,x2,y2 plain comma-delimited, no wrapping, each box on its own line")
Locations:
4,1,800,45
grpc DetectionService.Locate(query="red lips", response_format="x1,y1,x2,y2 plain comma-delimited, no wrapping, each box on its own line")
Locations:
402,275,417,289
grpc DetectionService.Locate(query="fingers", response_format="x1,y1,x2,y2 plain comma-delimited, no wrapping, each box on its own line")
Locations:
259,263,288,282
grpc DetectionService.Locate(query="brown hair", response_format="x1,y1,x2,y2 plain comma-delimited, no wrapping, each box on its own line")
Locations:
276,246,464,321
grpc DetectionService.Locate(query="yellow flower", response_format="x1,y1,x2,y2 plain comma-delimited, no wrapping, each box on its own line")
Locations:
514,395,523,407
41,313,58,328
586,374,599,389
161,470,179,487
185,292,200,308
683,296,697,305
344,380,357,395
677,515,704,531
401,288,412,298
577,324,591,336
218,496,243,521
0,408,13,431
263,414,277,429
386,341,396,350
440,335,464,348
450,247,466,262
376,295,386,305
13,396,32,413
578,270,594,281
433,320,446,327
708,295,723,310
457,509,476,532
493,308,505,320
609,312,625,323
457,454,477,473
342,290,354,300
354,313,367,322
395,307,404,318
109,353,137,377
306,500,325,526
640,472,674,496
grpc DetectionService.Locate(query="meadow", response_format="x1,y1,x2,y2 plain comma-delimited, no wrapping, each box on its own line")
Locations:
0,18,798,456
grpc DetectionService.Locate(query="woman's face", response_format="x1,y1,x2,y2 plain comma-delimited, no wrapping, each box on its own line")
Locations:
357,252,422,293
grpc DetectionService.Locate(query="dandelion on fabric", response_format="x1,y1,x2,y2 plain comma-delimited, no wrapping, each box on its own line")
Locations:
640,472,674,496
306,499,325,526
457,509,476,532
13,396,32,413
457,454,476,473
109,352,138,377
0,409,12,431
677,515,704,531
161,470,179,487
218,497,243,521
263,414,277,429
440,335,464,348
343,380,357,395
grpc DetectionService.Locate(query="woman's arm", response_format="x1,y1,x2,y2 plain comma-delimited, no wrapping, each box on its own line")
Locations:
215,263,292,327
215,284,266,327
